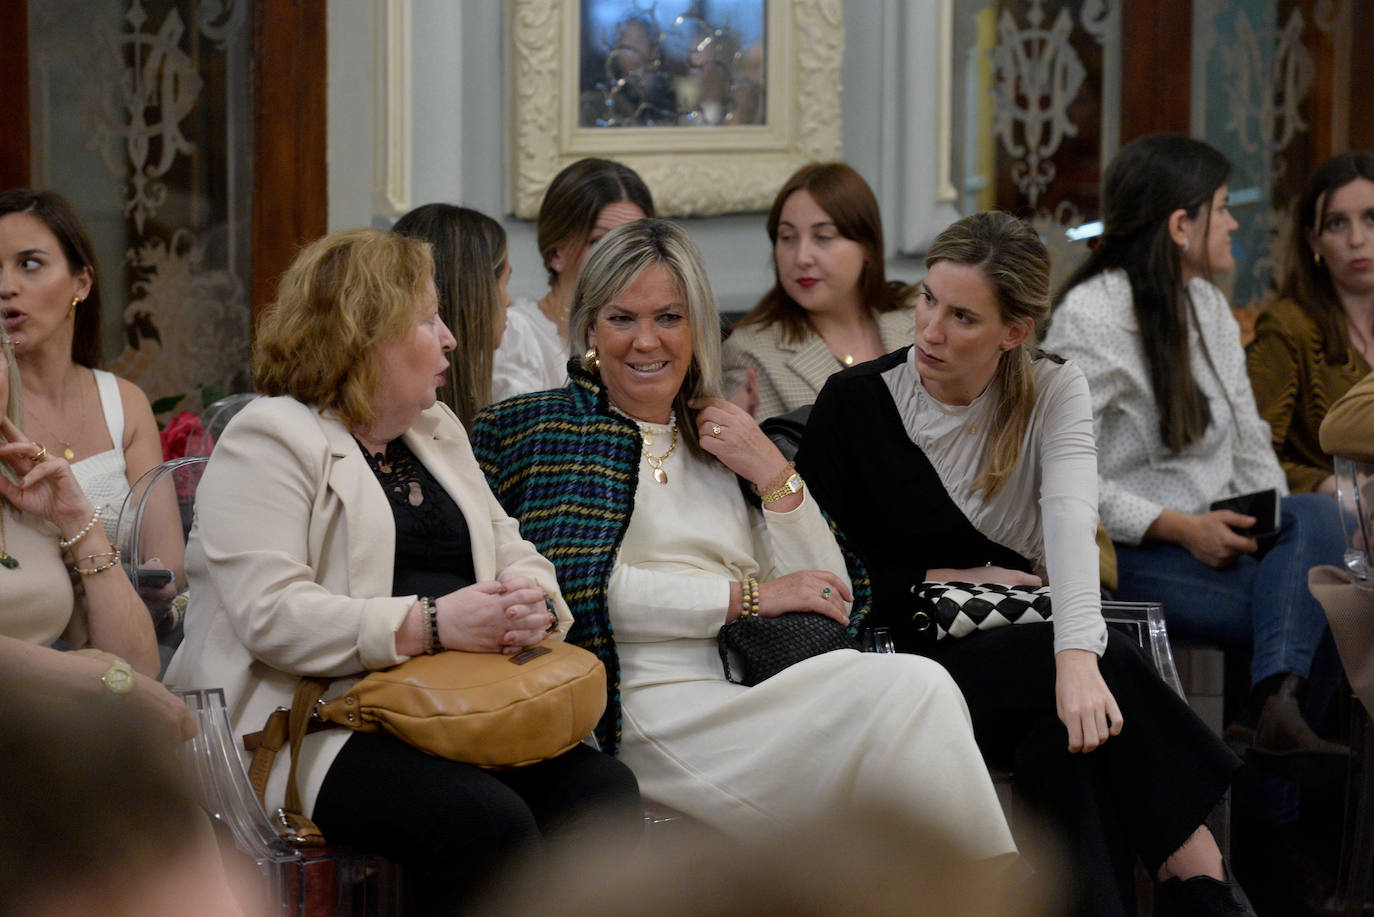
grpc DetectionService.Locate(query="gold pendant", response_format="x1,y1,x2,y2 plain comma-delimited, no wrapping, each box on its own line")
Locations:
642,430,654,446
653,467,668,484
62,443,75,461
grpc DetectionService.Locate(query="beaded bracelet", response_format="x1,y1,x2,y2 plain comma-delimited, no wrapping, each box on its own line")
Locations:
59,509,102,551
739,575,760,616
422,596,442,654
73,551,121,577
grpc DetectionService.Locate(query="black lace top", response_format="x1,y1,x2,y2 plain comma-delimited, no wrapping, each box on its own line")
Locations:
358,437,476,598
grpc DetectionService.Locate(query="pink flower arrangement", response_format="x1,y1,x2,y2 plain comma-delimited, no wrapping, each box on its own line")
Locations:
160,411,212,461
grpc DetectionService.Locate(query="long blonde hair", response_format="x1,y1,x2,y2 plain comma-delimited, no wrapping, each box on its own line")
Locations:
924,212,1050,498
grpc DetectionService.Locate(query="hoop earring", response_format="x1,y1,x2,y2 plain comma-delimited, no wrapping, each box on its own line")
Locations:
583,346,600,373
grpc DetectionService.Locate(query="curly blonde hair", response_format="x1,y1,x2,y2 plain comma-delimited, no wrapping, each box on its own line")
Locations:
253,228,434,431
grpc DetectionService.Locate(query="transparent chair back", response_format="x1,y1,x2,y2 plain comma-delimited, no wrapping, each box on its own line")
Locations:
115,456,207,589
1334,455,1374,588
188,393,259,456
1101,600,1184,699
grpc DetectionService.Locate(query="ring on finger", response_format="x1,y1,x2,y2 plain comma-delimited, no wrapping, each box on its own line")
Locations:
822,586,831,599
32,443,47,462
710,422,722,437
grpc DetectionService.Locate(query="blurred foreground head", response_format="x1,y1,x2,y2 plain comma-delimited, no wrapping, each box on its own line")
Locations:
476,804,1055,917
0,689,257,917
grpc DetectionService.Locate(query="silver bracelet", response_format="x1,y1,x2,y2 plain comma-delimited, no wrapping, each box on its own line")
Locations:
422,597,442,654
59,509,102,551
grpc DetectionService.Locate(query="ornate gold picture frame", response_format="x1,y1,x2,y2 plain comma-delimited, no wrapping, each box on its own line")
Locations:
508,0,845,218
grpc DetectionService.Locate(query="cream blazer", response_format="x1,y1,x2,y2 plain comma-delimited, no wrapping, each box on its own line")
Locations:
164,396,572,816
722,307,916,420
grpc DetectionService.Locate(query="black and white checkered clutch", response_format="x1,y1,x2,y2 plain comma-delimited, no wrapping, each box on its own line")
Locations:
914,581,1053,640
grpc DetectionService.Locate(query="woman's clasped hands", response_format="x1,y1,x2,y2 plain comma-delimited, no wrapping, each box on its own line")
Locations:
433,572,556,655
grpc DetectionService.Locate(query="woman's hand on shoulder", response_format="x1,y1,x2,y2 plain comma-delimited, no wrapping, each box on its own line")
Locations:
0,417,98,532
926,566,1043,587
1053,648,1122,753
687,396,788,488
436,579,552,654
756,570,852,625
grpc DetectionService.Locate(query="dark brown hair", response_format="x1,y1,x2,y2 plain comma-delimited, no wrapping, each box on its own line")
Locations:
1277,151,1374,362
394,203,508,427
1053,134,1232,453
0,189,102,367
736,162,901,345
537,158,655,287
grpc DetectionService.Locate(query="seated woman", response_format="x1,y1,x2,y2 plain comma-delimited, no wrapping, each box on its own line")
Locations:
0,330,192,737
491,158,654,401
1043,134,1344,758
798,212,1250,915
722,161,912,419
0,190,183,592
164,228,641,912
394,203,512,427
472,219,1014,861
1248,151,1374,495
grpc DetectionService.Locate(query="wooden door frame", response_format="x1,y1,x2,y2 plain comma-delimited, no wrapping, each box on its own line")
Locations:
0,0,326,325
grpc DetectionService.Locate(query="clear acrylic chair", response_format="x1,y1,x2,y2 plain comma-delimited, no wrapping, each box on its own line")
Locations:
1328,456,1374,916
188,393,259,456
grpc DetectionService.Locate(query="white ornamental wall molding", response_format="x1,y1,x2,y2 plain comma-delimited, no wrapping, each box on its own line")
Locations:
988,0,1087,207
1219,7,1313,164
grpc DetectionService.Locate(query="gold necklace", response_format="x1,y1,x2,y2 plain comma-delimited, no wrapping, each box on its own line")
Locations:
25,373,90,462
640,414,678,484
0,503,18,570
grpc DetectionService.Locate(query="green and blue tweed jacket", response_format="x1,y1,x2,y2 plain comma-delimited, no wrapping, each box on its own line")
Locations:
470,360,871,753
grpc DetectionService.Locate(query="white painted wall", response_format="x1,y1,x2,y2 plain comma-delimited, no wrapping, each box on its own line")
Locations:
327,0,951,313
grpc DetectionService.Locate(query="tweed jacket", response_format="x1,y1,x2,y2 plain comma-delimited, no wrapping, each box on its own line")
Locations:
722,307,916,420
1247,297,1369,492
165,396,571,815
470,360,872,752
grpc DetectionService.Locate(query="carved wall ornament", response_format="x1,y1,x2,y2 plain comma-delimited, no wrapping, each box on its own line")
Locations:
988,0,1087,207
1219,8,1313,161
509,0,844,217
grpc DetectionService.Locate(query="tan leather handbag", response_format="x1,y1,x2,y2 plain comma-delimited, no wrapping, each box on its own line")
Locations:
246,639,606,845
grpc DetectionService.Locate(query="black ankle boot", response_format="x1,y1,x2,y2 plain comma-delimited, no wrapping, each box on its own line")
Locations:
1253,675,1348,756
1157,869,1257,916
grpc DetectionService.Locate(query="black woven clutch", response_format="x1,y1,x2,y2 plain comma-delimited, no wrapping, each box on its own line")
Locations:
717,613,859,686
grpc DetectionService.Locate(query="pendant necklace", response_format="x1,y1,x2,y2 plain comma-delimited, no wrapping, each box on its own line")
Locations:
640,413,678,485
0,503,19,570
25,374,89,462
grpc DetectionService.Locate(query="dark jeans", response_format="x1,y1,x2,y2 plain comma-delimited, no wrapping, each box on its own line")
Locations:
1113,493,1343,686
313,733,641,913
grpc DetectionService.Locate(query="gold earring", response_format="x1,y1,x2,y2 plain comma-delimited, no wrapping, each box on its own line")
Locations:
68,295,80,317
583,346,600,373
1314,252,1323,267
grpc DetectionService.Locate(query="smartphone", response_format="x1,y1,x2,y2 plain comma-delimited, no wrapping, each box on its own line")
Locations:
1209,488,1281,538
136,566,176,589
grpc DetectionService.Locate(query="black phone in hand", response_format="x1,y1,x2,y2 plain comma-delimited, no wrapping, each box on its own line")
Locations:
1209,488,1280,538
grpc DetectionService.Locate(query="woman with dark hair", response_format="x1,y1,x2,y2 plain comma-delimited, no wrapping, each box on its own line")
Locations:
1043,134,1344,757
491,158,654,401
0,189,183,590
394,203,511,427
472,218,1015,862
723,161,912,419
800,211,1249,916
1247,151,1374,495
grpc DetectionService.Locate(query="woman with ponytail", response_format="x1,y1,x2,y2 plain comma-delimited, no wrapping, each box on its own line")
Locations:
799,211,1253,915
1044,135,1344,763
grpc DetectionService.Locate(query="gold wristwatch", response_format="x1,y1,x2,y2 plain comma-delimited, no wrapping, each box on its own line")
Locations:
759,469,804,506
101,659,135,696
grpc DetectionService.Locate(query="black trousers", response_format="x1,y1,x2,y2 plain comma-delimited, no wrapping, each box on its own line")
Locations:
313,733,641,913
913,623,1240,917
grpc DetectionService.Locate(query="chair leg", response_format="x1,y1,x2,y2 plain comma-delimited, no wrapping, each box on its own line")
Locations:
1334,703,1374,917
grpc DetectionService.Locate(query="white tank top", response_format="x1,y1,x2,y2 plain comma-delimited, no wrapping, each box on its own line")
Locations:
70,370,130,543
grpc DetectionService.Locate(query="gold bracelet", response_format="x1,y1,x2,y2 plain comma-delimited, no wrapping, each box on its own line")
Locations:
58,509,102,550
73,551,121,577
748,576,760,616
739,575,759,616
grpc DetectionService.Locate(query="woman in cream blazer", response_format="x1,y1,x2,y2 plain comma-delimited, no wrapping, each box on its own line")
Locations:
166,228,638,913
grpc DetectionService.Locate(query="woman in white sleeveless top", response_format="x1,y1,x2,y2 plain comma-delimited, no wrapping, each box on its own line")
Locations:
0,190,183,593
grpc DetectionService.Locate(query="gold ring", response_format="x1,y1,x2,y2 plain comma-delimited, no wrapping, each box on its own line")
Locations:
710,423,722,437
32,443,47,462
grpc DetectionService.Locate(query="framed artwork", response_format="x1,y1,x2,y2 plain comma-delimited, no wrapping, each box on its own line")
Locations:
509,0,844,217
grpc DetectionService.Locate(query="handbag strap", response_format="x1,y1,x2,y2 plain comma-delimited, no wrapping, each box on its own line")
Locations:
242,676,332,847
